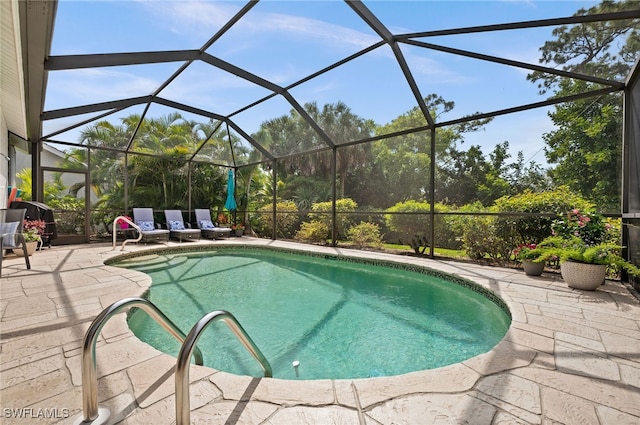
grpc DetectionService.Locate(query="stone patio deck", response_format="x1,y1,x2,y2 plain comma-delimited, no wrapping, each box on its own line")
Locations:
1,238,639,424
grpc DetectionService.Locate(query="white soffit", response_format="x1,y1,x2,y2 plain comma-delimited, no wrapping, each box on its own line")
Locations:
0,0,27,140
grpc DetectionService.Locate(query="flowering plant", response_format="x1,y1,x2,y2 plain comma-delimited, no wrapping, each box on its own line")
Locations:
512,243,544,263
514,209,640,279
231,224,245,231
115,215,132,229
551,209,610,246
23,219,46,242
536,236,640,275
115,215,132,224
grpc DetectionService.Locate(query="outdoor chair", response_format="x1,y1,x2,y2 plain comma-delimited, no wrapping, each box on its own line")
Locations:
194,209,231,239
1,208,30,276
164,210,201,242
132,208,170,244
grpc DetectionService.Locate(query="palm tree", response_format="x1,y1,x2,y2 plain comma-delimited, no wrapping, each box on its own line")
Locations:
307,101,375,197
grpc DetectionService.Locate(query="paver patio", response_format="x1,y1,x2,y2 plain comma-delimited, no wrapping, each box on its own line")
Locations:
1,238,639,424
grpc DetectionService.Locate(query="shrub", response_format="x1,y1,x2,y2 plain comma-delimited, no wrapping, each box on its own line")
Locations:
255,200,300,238
385,201,463,254
433,204,464,250
462,213,512,262
551,209,608,245
492,187,594,245
349,208,388,242
347,222,383,249
309,198,358,239
295,220,329,243
385,200,430,254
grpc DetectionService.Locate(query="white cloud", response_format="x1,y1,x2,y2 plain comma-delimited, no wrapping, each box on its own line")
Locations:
253,12,379,50
47,68,160,108
407,54,474,84
141,1,238,34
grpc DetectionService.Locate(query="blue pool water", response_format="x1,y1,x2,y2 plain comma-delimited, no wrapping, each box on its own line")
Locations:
119,247,510,380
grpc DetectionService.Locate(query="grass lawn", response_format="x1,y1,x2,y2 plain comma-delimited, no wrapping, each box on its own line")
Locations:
381,243,468,260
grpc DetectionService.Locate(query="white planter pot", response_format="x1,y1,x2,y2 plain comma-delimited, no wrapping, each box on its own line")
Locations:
560,261,606,291
13,241,38,256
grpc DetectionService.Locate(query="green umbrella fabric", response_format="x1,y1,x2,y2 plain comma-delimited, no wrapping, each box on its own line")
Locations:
224,169,237,211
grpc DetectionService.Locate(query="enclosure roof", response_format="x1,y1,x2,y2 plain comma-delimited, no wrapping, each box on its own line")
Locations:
13,0,640,169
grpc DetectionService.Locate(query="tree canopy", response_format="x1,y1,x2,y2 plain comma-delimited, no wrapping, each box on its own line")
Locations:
527,0,640,211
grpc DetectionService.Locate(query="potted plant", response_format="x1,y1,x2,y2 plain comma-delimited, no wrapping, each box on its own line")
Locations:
115,215,132,229
232,224,245,236
15,219,46,256
522,209,640,290
536,235,640,290
512,243,545,276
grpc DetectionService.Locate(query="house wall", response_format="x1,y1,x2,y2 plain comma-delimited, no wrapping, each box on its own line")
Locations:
12,144,93,203
1,111,8,209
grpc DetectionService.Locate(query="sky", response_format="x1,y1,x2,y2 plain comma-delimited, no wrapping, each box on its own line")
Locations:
43,0,604,167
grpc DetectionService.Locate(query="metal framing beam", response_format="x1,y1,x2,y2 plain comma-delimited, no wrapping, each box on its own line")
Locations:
396,10,640,39
45,50,200,70
402,39,624,89
12,0,640,261
42,96,152,120
346,0,435,128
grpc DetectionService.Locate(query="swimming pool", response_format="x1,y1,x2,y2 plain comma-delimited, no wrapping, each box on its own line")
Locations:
114,246,510,380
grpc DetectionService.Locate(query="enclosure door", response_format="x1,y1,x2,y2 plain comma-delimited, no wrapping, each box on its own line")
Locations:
41,167,90,245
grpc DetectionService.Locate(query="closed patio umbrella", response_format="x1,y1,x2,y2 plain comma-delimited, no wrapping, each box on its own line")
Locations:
224,169,237,212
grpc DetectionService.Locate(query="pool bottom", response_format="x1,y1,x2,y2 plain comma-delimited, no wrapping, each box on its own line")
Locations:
115,246,511,380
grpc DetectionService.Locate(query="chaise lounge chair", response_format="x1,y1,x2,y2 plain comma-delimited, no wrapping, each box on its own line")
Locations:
194,209,231,239
132,208,170,244
164,210,201,242
0,208,31,277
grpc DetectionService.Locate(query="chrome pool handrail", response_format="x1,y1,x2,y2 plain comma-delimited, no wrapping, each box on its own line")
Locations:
111,215,142,250
79,297,203,423
175,310,272,425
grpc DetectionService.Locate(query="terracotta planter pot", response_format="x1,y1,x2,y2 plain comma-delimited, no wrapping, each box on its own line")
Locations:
560,261,606,290
522,260,544,276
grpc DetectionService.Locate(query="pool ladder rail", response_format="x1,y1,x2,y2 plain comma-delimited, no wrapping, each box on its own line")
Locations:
176,309,273,425
73,297,272,425
111,215,142,250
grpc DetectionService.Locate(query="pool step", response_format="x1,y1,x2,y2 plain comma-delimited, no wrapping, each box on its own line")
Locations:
117,255,188,272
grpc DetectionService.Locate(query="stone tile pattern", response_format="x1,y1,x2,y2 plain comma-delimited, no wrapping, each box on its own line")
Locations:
1,239,639,424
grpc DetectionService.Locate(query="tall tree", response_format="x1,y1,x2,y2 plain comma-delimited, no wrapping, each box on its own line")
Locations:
254,101,374,201
527,0,640,211
307,102,375,198
371,94,491,206
436,142,549,206
76,113,231,213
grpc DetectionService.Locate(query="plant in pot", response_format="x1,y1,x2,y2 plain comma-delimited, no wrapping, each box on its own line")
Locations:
231,223,245,236
512,243,545,276
115,215,132,229
534,209,640,290
536,235,640,290
17,219,46,256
